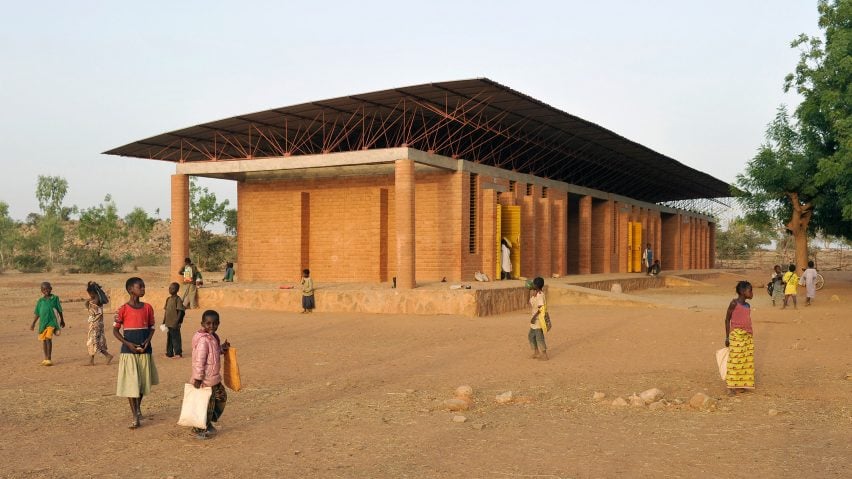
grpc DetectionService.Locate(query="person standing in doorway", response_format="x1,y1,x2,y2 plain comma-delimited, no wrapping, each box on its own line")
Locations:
501,238,513,280
643,243,654,275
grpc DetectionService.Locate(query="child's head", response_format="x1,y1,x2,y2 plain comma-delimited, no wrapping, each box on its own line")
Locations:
40,282,52,296
125,277,145,297
808,260,815,268
647,243,651,248
201,310,220,333
735,280,753,299
532,277,544,291
788,264,796,272
774,264,781,273
303,268,310,278
168,282,180,295
86,281,100,301
185,257,192,265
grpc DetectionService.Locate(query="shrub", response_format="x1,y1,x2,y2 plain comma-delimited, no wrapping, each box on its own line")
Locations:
14,254,49,273
67,247,124,273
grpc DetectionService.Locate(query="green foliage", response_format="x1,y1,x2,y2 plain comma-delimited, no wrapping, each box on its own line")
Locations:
784,0,852,236
14,254,48,273
224,208,237,236
124,206,156,239
715,217,773,259
735,107,817,229
35,175,68,216
66,246,125,273
0,202,19,269
190,232,235,271
78,195,125,256
189,178,231,268
37,214,63,265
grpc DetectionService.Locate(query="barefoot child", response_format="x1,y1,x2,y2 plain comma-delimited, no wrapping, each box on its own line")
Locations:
528,277,549,361
163,282,186,358
113,277,159,429
300,268,315,313
782,264,799,309
85,282,113,366
30,282,65,366
800,261,818,306
769,265,785,306
190,310,230,439
724,281,755,393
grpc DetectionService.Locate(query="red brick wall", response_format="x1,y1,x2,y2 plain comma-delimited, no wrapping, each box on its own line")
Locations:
578,195,592,274
535,197,552,278
567,194,581,274
591,198,613,273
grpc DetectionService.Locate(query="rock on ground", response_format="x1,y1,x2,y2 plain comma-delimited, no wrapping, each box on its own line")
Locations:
495,391,513,404
444,398,470,411
611,397,628,407
455,385,473,398
593,391,606,401
639,388,664,404
689,392,717,411
452,415,467,423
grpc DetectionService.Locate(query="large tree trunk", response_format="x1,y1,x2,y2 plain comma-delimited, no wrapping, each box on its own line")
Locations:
785,192,812,272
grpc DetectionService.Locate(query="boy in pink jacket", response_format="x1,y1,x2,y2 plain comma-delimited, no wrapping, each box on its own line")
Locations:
190,310,230,439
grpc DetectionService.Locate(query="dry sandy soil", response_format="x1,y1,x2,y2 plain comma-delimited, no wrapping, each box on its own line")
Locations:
1,267,850,478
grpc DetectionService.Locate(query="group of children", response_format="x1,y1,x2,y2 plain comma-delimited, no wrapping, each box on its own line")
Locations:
769,261,820,308
31,276,231,439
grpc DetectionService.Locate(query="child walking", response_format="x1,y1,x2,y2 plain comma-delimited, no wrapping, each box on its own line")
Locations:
301,268,315,313
113,277,159,429
800,260,819,306
190,310,230,440
782,263,799,309
85,282,113,366
30,282,65,366
724,281,755,394
163,282,186,358
769,265,785,306
528,276,548,361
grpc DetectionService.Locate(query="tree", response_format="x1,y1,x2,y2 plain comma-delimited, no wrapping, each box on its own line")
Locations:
35,175,69,263
715,217,773,260
223,208,237,236
189,178,230,269
125,207,156,239
736,107,818,271
785,0,852,236
72,195,126,273
78,195,124,256
0,202,19,269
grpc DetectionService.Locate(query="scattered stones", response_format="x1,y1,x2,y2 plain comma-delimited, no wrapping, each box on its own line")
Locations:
639,388,664,404
610,283,623,294
689,392,717,411
452,415,467,423
472,422,487,430
455,385,473,399
593,392,606,401
611,397,628,407
768,409,779,416
629,394,645,407
495,391,513,404
648,401,666,411
443,398,470,411
672,398,684,405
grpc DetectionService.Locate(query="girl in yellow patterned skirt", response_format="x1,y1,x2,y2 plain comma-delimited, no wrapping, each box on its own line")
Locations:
724,281,754,393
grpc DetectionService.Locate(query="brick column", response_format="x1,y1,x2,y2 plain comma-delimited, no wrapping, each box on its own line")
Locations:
578,195,592,274
591,199,613,273
709,222,716,268
617,202,629,273
654,212,662,270
552,191,568,276
171,174,190,282
395,159,416,289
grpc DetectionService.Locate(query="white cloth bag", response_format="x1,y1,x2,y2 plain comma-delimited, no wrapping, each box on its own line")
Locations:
715,347,729,380
177,383,212,428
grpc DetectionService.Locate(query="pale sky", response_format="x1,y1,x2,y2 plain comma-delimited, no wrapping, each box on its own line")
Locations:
0,0,818,222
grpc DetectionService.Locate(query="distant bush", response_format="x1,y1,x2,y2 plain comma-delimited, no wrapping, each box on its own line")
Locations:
129,252,169,268
14,254,49,273
67,247,124,273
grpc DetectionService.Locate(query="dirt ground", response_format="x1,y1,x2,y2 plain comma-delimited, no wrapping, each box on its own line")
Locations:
1,267,850,478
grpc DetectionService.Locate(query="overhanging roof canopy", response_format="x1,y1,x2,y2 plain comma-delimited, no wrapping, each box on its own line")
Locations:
105,78,731,203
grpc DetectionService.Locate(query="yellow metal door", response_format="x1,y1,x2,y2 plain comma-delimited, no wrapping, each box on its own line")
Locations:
632,222,643,272
501,206,521,279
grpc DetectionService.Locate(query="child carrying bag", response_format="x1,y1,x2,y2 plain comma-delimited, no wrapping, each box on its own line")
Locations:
177,383,212,429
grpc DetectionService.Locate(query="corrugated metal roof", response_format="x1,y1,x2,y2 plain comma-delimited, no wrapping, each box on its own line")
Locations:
104,78,730,202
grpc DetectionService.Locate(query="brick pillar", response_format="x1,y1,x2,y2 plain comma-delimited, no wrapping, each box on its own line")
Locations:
535,197,552,278
640,207,649,257
654,212,662,270
395,159,416,289
591,199,613,273
552,191,568,276
482,189,498,279
171,174,190,282
709,222,716,268
578,195,592,274
617,202,629,273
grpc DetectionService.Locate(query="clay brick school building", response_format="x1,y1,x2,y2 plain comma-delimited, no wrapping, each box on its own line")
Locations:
106,79,730,288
